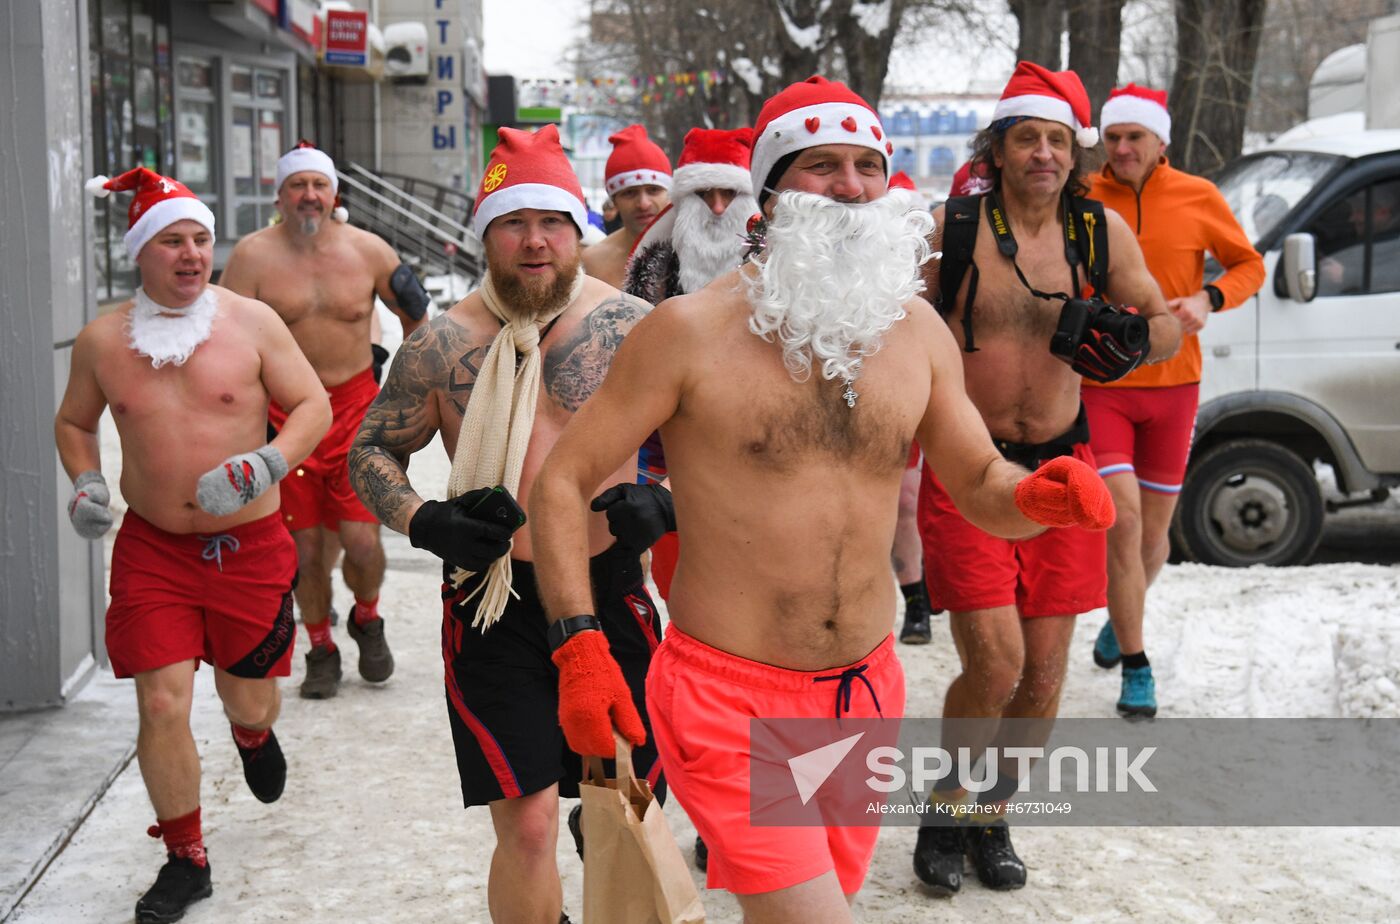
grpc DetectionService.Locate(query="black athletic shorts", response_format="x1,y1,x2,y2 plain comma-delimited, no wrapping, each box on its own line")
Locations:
440,543,666,806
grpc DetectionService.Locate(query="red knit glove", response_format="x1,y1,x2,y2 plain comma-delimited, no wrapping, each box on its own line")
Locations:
552,630,647,757
1014,456,1116,530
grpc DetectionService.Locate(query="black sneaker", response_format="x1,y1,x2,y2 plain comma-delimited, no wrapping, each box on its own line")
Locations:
233,726,286,804
568,803,584,860
299,645,342,699
900,609,932,645
694,835,708,872
345,608,395,683
134,853,212,923
913,824,964,895
965,821,1026,890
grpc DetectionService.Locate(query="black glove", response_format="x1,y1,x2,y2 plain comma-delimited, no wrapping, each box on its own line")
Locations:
590,483,676,551
1069,303,1149,383
409,488,518,572
371,343,391,385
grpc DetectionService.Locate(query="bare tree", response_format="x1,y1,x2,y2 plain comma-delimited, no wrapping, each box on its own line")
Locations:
1068,0,1127,115
1009,0,1067,68
1168,0,1268,175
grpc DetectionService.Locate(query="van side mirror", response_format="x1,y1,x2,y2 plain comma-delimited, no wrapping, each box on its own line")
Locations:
1282,233,1317,302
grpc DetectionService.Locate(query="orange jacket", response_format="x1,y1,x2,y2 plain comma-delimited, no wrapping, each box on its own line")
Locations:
1087,159,1265,388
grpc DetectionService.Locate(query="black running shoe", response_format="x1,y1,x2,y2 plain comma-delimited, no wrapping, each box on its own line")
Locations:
694,835,708,872
913,824,964,895
134,853,212,923
965,821,1026,890
900,609,932,645
233,726,286,804
299,644,341,699
568,804,584,860
346,608,395,683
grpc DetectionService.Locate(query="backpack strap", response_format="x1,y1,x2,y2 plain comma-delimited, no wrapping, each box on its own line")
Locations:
1066,195,1110,298
938,195,983,353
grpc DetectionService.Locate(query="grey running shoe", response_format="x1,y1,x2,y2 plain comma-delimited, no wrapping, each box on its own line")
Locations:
346,607,394,682
299,645,342,699
135,854,212,923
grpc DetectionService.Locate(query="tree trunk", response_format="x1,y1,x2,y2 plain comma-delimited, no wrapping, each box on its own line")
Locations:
769,0,835,88
835,0,909,108
1068,0,1126,117
1010,0,1067,69
1169,0,1268,176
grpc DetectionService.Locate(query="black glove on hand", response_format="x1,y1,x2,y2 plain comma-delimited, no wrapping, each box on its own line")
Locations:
409,488,518,572
1071,304,1149,383
590,482,676,551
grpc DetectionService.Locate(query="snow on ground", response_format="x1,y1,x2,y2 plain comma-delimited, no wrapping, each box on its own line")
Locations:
10,415,1400,922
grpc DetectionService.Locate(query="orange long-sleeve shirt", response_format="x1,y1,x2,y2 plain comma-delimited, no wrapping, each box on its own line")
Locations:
1087,159,1265,388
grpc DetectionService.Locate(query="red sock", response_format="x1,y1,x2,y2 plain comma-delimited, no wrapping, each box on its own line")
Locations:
148,807,207,867
352,596,380,625
230,721,269,751
306,619,336,651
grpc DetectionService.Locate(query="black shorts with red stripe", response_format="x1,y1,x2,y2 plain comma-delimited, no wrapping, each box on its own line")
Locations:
440,543,666,807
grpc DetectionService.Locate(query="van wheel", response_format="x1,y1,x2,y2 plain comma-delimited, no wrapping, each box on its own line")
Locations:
1173,439,1324,567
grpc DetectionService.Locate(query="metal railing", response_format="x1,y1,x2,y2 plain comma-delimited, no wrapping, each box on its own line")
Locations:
336,162,483,289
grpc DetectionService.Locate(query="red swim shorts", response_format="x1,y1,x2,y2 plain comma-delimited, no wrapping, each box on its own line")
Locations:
649,531,679,602
268,366,380,532
647,628,905,896
918,442,1107,617
106,510,298,678
1082,382,1200,494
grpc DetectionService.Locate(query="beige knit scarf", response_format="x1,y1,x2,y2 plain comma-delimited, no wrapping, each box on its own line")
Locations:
447,268,586,630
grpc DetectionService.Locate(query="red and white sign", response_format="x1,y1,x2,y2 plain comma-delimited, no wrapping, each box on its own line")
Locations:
324,9,369,67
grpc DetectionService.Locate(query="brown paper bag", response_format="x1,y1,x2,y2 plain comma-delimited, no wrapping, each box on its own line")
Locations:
580,737,705,924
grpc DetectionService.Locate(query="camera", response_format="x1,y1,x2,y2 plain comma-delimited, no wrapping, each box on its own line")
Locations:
1049,297,1149,364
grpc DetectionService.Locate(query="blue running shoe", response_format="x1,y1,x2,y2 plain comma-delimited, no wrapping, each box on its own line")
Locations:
1093,620,1121,668
1117,665,1157,719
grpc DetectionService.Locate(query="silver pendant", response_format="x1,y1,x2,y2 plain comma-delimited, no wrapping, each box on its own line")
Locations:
842,380,858,408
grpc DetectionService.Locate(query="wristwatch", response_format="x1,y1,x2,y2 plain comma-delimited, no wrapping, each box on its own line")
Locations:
547,614,602,651
1205,284,1225,312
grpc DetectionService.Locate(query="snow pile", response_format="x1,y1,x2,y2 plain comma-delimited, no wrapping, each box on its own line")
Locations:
1335,622,1400,717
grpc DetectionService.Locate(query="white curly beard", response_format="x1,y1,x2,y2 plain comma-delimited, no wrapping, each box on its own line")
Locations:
128,287,218,368
671,191,758,294
745,190,935,386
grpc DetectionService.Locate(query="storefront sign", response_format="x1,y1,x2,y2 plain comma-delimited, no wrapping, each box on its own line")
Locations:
324,9,369,67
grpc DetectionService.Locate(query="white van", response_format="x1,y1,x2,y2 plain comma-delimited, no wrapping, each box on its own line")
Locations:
1172,129,1400,566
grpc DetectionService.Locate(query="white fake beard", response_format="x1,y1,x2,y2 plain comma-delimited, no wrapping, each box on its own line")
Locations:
745,190,935,385
671,191,758,294
127,287,218,368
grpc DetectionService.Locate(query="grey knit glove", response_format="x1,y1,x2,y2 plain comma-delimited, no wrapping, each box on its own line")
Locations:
68,470,113,539
196,445,288,517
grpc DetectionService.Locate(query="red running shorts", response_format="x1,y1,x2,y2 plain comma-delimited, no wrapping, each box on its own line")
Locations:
268,366,380,532
647,627,905,895
106,510,297,678
918,442,1107,617
1082,383,1200,494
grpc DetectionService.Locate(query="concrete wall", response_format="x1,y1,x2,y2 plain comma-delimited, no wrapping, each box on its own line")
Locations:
1,0,104,711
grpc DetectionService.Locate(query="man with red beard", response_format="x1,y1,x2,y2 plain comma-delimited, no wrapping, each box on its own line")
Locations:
911,63,1179,895
346,125,661,924
221,142,427,700
59,168,330,921
582,124,672,287
530,77,1115,921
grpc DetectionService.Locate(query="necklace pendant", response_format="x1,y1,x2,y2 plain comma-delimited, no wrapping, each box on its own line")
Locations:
842,381,858,408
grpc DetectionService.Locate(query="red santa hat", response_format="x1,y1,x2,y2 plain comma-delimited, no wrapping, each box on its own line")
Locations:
991,61,1099,148
888,171,916,192
1101,83,1171,145
950,159,992,197
750,76,889,204
671,127,754,198
604,124,673,197
276,140,348,221
472,124,588,237
85,167,216,259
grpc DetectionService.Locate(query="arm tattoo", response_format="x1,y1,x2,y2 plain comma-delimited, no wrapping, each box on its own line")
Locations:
542,295,649,411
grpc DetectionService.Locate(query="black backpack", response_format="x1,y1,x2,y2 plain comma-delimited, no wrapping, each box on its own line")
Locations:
937,192,1111,352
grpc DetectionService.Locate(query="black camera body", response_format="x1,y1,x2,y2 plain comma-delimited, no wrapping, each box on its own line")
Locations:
1049,297,1149,364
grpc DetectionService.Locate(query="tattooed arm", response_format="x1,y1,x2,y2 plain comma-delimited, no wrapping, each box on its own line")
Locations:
542,294,651,412
348,319,451,534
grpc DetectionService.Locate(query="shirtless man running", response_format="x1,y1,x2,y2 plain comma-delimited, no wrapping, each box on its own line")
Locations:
530,76,1115,923
221,142,428,699
581,124,671,287
59,168,330,922
911,63,1180,894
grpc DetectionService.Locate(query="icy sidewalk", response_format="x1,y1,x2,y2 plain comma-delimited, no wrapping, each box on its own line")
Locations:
8,415,1400,922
